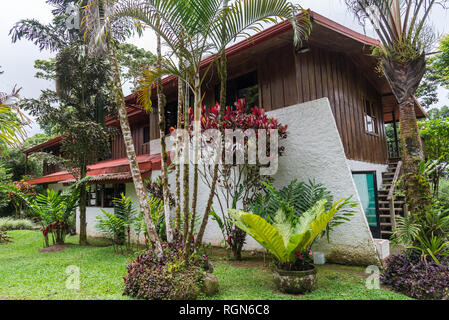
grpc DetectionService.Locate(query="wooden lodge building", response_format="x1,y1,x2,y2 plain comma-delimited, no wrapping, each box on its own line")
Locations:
25,11,427,248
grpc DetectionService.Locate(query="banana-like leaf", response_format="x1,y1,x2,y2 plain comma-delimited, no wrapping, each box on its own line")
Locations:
230,209,287,263
272,208,294,248
287,200,330,259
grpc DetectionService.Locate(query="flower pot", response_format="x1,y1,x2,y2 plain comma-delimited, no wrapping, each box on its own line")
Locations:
273,266,317,294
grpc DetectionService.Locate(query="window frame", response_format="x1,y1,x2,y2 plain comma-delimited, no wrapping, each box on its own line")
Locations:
364,99,379,136
86,183,126,208
215,70,259,108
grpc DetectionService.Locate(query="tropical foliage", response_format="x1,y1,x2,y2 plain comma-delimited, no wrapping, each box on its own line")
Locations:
345,0,445,218
251,180,334,220
251,180,357,242
230,198,354,270
382,253,449,300
96,194,137,251
91,0,310,259
27,188,80,247
96,194,166,252
192,100,288,259
393,205,449,264
123,235,214,300
420,118,449,196
0,87,27,156
0,217,36,231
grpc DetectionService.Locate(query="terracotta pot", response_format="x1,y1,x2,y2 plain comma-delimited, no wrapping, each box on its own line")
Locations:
273,266,317,294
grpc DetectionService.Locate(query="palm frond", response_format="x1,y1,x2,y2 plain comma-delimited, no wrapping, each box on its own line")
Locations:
209,0,311,51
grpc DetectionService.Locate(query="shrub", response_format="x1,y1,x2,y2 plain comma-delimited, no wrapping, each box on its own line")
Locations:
28,188,79,247
123,236,214,300
96,194,137,252
189,100,289,260
392,205,449,263
96,195,164,252
438,179,449,209
0,217,35,231
0,230,11,244
231,197,355,271
381,253,449,300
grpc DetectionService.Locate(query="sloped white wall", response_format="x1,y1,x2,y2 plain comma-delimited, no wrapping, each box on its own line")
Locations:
267,99,380,266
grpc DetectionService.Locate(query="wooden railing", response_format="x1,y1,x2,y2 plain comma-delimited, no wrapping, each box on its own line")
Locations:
387,160,403,229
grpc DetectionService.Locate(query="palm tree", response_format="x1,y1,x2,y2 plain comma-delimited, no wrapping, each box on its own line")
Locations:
155,22,174,242
0,87,27,155
10,0,140,246
345,0,448,216
195,0,310,249
110,0,309,253
83,0,164,256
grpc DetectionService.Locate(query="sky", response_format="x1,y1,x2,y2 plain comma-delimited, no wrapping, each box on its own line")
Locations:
1,0,449,137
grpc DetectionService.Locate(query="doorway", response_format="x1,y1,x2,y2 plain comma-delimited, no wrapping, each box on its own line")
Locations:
352,172,381,238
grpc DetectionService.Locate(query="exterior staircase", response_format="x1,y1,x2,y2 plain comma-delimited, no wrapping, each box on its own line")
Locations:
378,160,406,239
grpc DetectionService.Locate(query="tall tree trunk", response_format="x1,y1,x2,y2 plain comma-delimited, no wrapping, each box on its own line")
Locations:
382,56,431,217
175,76,184,232
107,39,163,257
79,166,88,245
78,187,87,244
185,71,201,258
399,96,432,215
156,32,173,243
182,74,190,243
195,50,227,250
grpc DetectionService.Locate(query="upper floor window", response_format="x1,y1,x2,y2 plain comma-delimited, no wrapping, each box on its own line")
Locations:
165,102,178,135
143,126,150,144
216,71,259,108
364,99,378,135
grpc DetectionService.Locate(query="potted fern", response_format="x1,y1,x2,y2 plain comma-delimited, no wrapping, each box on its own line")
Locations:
230,198,353,294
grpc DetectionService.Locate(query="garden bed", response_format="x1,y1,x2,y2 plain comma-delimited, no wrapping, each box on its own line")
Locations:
0,231,410,300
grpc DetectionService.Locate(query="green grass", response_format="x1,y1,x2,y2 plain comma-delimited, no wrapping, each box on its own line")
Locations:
0,230,410,300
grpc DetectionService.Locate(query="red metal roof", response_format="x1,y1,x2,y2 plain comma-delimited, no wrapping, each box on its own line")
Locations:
24,136,62,154
27,154,162,185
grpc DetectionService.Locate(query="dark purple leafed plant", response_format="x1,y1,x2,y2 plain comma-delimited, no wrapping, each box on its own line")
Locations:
123,233,214,300
381,253,449,300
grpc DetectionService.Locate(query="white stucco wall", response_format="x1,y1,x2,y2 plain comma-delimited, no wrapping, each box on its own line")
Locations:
75,206,114,238
67,98,381,265
347,160,388,190
265,99,380,265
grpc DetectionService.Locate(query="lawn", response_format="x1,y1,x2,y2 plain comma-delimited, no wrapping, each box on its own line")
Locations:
0,230,410,300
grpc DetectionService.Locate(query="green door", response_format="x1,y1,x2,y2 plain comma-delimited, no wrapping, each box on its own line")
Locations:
352,172,380,238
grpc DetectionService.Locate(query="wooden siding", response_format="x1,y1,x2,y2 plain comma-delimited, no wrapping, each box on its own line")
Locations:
110,113,159,160
111,43,388,165
255,43,388,164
